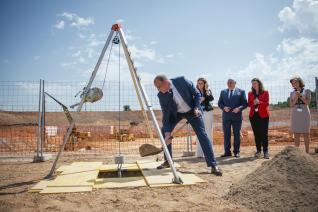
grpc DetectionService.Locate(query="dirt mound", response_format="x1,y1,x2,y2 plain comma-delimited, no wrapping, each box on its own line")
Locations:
224,146,318,212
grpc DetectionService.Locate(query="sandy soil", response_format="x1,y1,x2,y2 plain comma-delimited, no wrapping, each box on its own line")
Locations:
0,147,318,212
225,146,318,212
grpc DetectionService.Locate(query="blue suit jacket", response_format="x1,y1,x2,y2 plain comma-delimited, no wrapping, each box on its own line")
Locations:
218,88,248,121
158,76,202,133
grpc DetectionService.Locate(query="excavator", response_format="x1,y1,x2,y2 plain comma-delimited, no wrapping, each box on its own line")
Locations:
45,92,91,151
112,121,139,142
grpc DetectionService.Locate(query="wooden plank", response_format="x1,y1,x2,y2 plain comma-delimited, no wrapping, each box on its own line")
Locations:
55,165,71,173
71,162,102,167
94,176,146,188
136,160,180,170
46,162,102,187
61,162,102,174
40,186,92,194
179,173,206,184
137,161,205,188
99,163,140,172
28,180,53,193
47,170,98,187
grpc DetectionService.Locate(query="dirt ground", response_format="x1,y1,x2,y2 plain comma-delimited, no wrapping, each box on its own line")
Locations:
0,147,318,212
1,108,318,211
1,106,317,126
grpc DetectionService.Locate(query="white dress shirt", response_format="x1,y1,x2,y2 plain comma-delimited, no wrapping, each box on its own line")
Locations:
170,82,191,113
228,87,237,99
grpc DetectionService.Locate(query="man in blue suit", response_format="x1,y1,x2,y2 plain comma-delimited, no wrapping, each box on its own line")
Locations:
154,75,222,176
218,78,247,158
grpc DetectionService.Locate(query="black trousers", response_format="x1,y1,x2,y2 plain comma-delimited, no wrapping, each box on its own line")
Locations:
249,112,269,152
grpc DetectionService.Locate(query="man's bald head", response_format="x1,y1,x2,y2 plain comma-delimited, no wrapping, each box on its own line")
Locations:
154,74,170,93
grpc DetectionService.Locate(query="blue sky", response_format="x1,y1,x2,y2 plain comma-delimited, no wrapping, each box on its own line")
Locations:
1,0,318,88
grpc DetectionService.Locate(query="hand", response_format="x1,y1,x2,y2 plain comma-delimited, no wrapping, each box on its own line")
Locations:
224,107,231,112
164,132,172,146
194,108,201,117
296,91,301,97
253,98,260,105
206,89,210,95
205,84,209,91
201,97,205,102
232,108,240,113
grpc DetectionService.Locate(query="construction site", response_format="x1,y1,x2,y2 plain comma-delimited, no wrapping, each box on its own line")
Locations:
1,107,318,157
1,22,318,212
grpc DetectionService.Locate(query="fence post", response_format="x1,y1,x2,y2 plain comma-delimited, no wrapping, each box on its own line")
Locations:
316,77,318,127
41,80,45,158
34,79,42,162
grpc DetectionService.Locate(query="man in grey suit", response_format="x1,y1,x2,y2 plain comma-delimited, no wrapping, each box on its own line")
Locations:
218,78,247,158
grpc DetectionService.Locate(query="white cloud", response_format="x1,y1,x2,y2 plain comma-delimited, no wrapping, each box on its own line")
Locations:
122,30,139,41
54,20,65,29
165,54,174,58
138,72,156,85
227,37,318,83
125,34,136,41
86,48,95,58
72,50,81,57
177,52,183,56
116,19,125,23
78,57,85,63
59,25,165,84
150,41,158,45
157,58,165,64
56,12,94,29
86,33,104,47
58,12,74,20
278,0,318,36
89,40,102,47
71,16,94,28
129,45,156,60
79,34,86,39
61,62,76,67
33,56,40,61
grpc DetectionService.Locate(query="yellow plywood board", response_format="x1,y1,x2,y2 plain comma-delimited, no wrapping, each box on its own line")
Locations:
99,163,140,172
45,162,102,188
40,186,92,194
179,173,206,184
47,170,98,187
137,161,205,188
55,165,71,173
61,162,102,174
141,169,205,188
136,160,180,170
94,176,147,188
71,162,102,167
28,180,53,193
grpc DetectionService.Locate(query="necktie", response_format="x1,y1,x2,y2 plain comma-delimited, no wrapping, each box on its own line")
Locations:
229,90,233,99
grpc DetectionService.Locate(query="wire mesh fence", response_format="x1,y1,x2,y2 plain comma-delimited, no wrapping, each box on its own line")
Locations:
0,78,317,157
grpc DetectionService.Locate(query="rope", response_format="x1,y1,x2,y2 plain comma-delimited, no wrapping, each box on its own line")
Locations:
118,36,121,155
101,32,122,155
101,32,117,90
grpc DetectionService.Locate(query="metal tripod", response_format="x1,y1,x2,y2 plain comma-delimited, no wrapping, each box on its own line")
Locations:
46,24,183,184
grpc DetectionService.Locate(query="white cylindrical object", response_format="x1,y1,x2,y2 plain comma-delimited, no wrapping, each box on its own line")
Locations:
114,155,125,164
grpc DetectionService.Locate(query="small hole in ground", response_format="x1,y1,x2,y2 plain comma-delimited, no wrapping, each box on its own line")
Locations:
98,170,143,178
